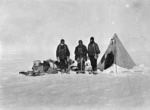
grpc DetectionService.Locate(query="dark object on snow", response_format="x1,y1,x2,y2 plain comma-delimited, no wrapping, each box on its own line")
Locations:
19,71,41,76
19,71,29,75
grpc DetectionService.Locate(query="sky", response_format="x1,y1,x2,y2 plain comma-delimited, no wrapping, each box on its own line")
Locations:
0,0,150,66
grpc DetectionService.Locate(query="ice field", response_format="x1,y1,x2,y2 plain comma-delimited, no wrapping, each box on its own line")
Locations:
0,53,150,110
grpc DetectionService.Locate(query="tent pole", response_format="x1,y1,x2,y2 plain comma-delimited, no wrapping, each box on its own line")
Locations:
114,37,117,74
115,62,117,74
115,48,117,74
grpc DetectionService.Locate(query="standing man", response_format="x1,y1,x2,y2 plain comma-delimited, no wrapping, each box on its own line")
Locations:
88,37,100,74
56,39,70,73
75,40,88,74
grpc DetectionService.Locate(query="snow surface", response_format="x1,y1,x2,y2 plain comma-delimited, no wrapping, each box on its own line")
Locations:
0,55,150,110
103,64,150,75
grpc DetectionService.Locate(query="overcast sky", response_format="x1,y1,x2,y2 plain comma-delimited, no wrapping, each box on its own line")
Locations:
0,0,150,66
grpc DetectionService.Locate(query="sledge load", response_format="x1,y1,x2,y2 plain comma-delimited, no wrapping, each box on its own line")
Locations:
19,59,74,76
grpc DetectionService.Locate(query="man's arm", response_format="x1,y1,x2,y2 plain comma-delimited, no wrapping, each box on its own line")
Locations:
56,45,59,57
95,43,100,54
66,45,70,57
83,45,88,55
74,46,78,60
87,44,91,59
75,46,78,56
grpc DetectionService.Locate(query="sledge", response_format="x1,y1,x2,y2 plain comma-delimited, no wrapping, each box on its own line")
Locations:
19,59,74,76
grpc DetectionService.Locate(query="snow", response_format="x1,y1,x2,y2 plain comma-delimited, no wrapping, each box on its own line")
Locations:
103,64,150,75
0,54,150,110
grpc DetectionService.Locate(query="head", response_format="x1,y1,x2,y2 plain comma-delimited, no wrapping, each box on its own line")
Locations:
60,39,65,45
90,37,94,43
78,40,83,45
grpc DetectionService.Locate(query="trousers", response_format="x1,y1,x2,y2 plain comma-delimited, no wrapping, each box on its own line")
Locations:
89,56,97,71
59,59,68,70
77,58,85,71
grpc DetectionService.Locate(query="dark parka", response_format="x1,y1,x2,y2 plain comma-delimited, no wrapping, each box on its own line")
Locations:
56,44,70,60
88,42,100,56
75,44,88,60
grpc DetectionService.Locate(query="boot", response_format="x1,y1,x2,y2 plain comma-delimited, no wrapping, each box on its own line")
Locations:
93,71,98,75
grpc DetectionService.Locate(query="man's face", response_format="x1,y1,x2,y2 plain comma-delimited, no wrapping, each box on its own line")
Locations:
79,41,82,45
90,39,94,43
61,41,64,45
79,40,83,45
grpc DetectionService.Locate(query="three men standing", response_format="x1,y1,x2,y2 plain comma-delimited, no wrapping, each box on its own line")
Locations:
56,37,100,74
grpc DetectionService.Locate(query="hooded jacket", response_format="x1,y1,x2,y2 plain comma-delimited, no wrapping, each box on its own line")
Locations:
88,42,100,56
75,44,87,60
56,44,70,59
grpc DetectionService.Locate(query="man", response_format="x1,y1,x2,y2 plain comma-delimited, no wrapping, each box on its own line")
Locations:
88,37,100,74
75,40,87,73
56,39,70,73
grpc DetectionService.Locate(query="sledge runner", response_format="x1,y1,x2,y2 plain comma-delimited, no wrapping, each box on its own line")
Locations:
75,40,88,74
88,37,100,75
56,39,70,73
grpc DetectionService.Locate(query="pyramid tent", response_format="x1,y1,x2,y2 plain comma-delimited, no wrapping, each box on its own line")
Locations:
97,33,136,71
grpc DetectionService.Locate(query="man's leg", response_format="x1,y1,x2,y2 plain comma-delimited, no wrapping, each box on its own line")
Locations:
64,59,70,74
77,60,81,71
90,56,95,71
92,58,98,74
81,58,85,73
64,59,68,69
60,59,65,72
83,59,85,71
76,60,80,74
93,58,97,71
76,58,81,74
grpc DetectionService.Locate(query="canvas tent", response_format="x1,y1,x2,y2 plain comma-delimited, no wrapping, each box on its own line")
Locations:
97,33,136,71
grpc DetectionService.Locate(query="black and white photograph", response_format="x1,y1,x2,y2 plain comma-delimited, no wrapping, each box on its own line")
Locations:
0,0,150,110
